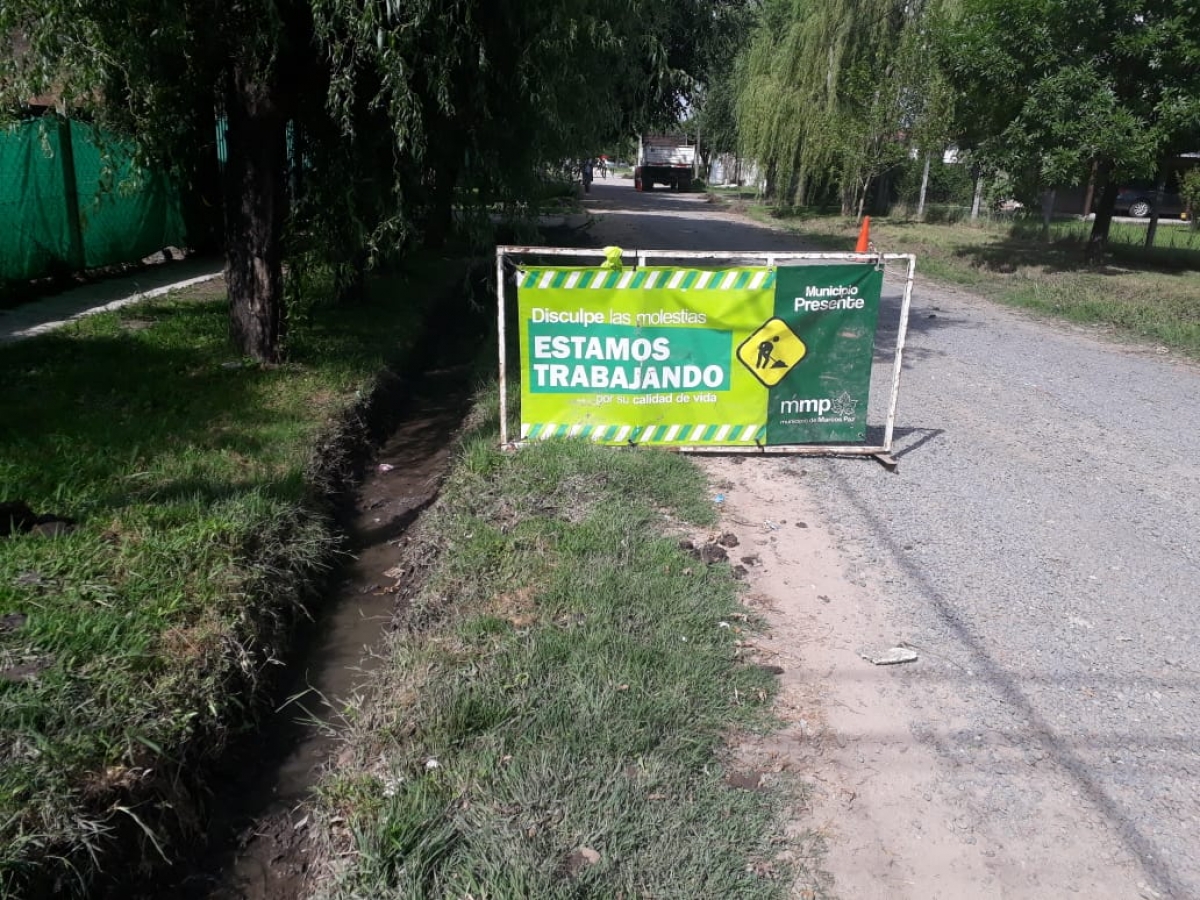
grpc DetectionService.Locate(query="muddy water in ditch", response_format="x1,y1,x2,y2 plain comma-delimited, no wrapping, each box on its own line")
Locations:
160,362,475,900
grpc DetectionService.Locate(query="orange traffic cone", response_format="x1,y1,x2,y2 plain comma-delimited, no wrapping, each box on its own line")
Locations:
855,216,871,252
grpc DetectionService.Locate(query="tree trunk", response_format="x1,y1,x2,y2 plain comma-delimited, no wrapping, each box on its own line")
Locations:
916,151,931,221
1082,159,1098,219
223,69,288,363
841,179,856,217
1086,160,1117,265
796,162,807,206
1145,162,1168,249
1040,188,1056,241
970,170,983,221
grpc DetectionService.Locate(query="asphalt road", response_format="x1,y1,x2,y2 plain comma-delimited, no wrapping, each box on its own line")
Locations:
583,180,1200,898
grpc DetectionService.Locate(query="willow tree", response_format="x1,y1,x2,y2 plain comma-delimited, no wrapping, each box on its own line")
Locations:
308,0,709,257
0,1,324,362
734,0,949,216
3,0,721,362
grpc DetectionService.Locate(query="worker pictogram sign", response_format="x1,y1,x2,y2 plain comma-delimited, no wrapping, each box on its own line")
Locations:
736,317,807,387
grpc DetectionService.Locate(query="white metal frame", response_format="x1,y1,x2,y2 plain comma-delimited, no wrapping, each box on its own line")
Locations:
496,245,917,461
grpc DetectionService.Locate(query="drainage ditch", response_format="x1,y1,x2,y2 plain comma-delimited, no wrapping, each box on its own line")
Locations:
127,280,487,900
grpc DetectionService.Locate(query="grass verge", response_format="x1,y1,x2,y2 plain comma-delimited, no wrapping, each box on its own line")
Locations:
733,200,1200,358
0,257,469,896
311,385,794,899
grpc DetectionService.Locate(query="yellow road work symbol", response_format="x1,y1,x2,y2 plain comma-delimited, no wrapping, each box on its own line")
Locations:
737,317,807,387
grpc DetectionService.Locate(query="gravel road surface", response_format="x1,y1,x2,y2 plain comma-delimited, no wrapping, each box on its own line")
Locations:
583,180,1200,899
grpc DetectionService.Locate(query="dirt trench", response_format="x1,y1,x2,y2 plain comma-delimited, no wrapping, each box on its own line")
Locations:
188,371,471,900
113,279,488,900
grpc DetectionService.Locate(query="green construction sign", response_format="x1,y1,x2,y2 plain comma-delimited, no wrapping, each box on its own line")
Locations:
516,262,883,446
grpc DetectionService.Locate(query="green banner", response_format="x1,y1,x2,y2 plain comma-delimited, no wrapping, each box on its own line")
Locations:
766,264,883,443
1,118,187,284
516,263,882,446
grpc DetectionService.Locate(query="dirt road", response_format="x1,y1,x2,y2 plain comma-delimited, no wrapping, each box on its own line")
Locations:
584,180,1200,899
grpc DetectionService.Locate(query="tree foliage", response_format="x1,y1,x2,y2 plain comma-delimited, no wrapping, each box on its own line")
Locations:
3,0,328,360
1,0,724,361
731,0,951,215
688,0,757,157
941,0,1200,255
713,0,1199,254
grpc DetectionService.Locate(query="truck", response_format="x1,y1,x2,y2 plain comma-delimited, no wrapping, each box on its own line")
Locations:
634,134,697,192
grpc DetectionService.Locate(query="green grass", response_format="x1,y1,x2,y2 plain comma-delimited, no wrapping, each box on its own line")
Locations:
0,259,464,894
736,201,1200,356
313,385,799,899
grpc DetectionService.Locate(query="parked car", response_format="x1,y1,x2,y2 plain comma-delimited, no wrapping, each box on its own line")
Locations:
1113,183,1186,219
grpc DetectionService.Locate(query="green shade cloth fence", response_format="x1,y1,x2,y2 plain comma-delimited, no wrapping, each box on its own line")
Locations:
0,116,187,284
